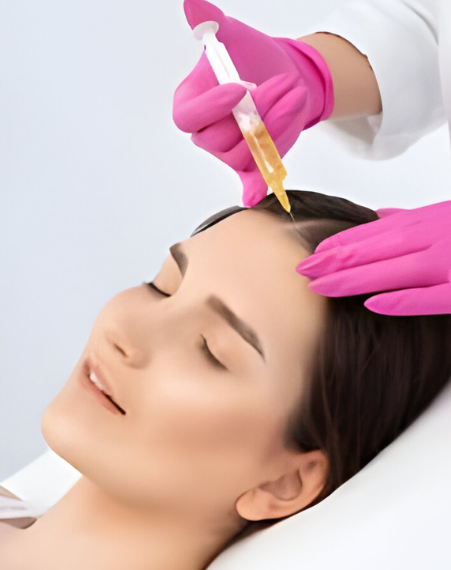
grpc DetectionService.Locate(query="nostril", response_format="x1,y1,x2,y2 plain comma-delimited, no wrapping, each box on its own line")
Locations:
114,343,127,357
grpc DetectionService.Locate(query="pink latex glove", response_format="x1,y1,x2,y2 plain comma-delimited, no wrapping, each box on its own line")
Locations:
173,0,334,207
296,201,451,316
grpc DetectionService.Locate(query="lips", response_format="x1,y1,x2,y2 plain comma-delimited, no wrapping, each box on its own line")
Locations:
84,358,126,415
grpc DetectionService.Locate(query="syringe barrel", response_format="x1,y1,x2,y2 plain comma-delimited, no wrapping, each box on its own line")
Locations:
232,92,261,131
194,21,291,213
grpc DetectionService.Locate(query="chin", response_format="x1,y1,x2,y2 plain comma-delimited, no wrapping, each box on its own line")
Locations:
40,386,129,502
41,391,84,471
40,382,104,479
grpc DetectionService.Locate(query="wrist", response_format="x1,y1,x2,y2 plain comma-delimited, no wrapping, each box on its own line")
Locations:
274,37,335,126
299,32,382,119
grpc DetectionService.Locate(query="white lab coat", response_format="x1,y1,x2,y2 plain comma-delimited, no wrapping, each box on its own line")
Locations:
305,0,450,160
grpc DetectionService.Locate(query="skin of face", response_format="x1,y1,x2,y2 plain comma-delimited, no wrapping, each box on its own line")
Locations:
40,209,329,538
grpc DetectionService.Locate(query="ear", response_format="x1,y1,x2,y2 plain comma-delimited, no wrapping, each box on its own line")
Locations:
235,450,329,521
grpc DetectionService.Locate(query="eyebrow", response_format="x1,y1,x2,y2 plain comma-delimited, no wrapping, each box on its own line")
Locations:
169,243,189,277
169,242,266,361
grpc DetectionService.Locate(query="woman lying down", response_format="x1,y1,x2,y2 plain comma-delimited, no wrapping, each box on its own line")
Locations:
1,190,450,570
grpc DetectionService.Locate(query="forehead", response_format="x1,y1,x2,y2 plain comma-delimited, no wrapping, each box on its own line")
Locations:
184,209,327,382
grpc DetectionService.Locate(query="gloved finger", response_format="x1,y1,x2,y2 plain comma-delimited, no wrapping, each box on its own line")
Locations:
190,73,303,153
207,136,255,172
297,225,431,279
376,207,406,218
259,84,309,157
173,52,218,112
184,0,228,32
316,201,451,254
191,115,242,153
307,245,450,297
173,80,247,133
239,171,269,207
249,72,301,119
364,282,451,316
313,213,410,253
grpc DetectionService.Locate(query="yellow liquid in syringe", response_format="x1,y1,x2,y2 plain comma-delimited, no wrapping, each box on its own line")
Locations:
241,120,291,214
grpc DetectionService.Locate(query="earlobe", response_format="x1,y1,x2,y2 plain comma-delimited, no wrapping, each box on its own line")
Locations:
235,450,329,521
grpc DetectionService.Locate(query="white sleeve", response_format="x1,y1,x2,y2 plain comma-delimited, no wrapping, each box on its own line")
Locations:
304,0,447,159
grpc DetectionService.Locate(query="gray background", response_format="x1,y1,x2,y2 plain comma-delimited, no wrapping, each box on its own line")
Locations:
1,0,450,481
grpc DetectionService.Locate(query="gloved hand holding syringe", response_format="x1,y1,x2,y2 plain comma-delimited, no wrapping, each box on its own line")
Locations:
193,20,293,216
173,0,334,209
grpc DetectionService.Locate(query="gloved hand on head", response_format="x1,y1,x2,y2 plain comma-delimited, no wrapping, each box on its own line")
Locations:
297,201,451,317
173,0,334,207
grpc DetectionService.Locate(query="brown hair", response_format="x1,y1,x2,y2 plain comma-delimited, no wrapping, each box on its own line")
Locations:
251,190,451,509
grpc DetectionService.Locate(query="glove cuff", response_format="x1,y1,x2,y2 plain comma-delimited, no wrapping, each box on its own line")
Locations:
275,37,335,126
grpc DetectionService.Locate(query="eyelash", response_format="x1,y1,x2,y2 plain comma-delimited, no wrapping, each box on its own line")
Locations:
145,281,227,371
200,336,227,370
147,281,170,297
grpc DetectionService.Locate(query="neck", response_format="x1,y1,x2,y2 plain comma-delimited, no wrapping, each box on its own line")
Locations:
2,477,243,570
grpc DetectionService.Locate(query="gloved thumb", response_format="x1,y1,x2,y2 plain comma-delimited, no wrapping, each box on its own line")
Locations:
184,0,227,31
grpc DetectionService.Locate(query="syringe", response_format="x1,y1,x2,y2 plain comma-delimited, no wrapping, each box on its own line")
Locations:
193,21,293,216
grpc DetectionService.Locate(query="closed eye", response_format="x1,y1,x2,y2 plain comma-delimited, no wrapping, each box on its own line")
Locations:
144,281,228,371
146,281,170,297
200,336,227,371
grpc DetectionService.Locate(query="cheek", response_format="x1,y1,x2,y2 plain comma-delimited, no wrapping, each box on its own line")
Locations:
42,352,288,514
122,367,285,508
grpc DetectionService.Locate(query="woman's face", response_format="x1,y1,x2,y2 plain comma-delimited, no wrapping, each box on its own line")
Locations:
42,209,327,527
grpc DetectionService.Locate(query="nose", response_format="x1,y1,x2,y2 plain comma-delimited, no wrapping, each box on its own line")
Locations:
104,325,148,368
95,285,193,371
